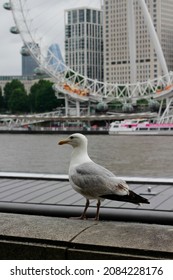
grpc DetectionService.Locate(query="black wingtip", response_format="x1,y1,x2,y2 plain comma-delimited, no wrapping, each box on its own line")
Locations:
100,190,150,205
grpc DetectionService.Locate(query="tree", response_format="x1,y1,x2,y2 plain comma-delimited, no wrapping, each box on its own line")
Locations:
29,80,59,113
3,79,27,111
136,98,149,106
0,87,5,112
108,99,122,112
8,88,29,113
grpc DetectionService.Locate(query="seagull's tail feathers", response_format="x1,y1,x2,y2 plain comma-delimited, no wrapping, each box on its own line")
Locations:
100,190,150,205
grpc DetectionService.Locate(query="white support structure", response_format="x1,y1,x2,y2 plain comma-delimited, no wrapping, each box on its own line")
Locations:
127,0,137,85
76,100,80,117
138,0,170,83
157,97,173,123
65,96,69,116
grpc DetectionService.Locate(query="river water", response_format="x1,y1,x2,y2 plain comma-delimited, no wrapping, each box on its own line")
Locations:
0,133,172,178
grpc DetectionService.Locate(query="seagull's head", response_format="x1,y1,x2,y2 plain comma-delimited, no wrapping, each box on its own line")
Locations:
58,133,88,148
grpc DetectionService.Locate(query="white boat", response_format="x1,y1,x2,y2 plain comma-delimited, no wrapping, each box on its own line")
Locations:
109,119,173,135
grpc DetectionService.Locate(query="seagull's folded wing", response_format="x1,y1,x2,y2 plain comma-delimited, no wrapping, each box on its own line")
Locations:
70,161,129,199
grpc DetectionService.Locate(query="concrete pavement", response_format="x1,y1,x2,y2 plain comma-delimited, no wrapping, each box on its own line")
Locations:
0,213,173,259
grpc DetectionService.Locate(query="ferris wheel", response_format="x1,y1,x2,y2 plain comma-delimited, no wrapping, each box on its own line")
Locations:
4,0,173,122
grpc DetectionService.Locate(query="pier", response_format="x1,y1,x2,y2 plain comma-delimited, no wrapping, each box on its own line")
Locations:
0,172,173,259
0,112,157,133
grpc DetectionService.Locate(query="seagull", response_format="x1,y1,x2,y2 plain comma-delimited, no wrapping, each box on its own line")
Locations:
58,133,150,220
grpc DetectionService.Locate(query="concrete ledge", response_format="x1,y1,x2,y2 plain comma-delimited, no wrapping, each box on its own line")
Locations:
0,213,173,259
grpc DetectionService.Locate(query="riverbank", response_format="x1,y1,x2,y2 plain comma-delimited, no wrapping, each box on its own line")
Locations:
0,129,108,135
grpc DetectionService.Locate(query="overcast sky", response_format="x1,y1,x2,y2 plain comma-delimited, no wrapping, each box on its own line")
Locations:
0,1,22,75
0,0,101,76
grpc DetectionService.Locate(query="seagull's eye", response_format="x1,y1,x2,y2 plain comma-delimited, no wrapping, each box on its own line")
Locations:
70,136,74,140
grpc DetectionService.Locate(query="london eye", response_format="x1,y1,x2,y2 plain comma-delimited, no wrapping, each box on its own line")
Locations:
4,0,173,122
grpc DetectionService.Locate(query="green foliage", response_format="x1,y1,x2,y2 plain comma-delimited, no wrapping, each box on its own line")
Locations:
3,79,27,110
109,99,122,106
2,79,63,114
29,79,58,113
108,99,122,111
8,88,29,113
0,87,5,112
136,99,149,105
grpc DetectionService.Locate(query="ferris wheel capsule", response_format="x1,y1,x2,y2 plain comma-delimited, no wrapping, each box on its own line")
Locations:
20,46,30,56
34,67,46,76
3,2,11,10
10,26,19,34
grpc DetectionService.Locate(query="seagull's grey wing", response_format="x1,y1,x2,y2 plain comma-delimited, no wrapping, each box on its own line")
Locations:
74,161,115,177
69,161,129,199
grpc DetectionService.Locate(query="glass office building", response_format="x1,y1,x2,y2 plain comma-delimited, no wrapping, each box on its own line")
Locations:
21,43,39,76
103,0,173,84
47,44,65,72
65,7,103,81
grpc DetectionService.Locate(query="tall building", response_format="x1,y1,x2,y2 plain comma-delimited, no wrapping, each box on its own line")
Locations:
65,7,103,81
47,44,65,72
103,0,173,84
21,43,39,76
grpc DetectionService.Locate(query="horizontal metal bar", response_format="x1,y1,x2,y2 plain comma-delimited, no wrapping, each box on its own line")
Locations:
0,201,172,225
0,172,69,181
0,172,173,184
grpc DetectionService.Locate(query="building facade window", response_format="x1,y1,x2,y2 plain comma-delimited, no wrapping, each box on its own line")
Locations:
65,8,103,81
103,0,173,84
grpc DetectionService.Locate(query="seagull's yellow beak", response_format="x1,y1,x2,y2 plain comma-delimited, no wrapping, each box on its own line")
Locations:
58,138,70,145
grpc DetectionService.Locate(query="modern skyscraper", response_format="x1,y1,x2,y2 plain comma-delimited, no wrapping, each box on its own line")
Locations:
65,7,103,81
21,43,39,76
103,0,173,84
47,44,65,72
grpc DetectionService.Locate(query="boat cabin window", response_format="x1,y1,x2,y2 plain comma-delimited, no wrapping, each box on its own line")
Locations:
113,125,119,128
138,127,148,131
160,127,169,131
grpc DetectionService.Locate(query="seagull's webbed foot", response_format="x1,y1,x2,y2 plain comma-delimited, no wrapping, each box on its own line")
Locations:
69,214,87,220
69,199,89,220
69,199,101,221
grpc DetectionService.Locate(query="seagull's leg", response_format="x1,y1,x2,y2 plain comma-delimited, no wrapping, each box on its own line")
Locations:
94,200,101,221
70,199,90,220
80,199,90,219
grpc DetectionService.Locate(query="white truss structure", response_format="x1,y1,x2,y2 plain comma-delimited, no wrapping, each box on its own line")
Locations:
0,110,63,129
5,0,173,123
0,111,158,129
155,94,173,124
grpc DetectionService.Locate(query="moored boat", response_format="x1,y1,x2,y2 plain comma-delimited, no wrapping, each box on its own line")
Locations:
109,119,173,135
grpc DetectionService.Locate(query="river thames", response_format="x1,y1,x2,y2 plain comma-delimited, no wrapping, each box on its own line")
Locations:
0,133,172,178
